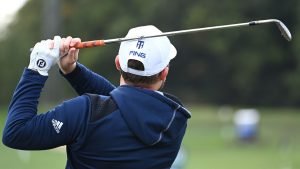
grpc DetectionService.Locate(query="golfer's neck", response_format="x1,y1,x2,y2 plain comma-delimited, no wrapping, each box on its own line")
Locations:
119,77,161,91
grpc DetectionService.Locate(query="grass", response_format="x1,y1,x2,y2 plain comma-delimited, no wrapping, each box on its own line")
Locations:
0,107,67,169
0,106,299,169
183,106,300,169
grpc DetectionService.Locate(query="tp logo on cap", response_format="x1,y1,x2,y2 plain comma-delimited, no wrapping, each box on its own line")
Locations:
136,40,144,49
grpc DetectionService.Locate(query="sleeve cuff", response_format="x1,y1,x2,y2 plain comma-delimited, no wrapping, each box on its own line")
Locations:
24,68,48,83
59,63,83,80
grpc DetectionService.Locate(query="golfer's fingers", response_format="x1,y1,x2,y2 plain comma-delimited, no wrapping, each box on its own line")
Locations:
68,48,79,63
59,36,72,57
70,38,81,48
59,38,66,56
46,39,54,49
63,36,72,52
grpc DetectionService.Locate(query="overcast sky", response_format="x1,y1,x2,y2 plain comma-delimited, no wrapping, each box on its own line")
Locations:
0,0,27,34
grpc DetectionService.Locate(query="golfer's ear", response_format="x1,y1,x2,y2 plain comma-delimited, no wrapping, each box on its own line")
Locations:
115,55,121,70
160,66,169,81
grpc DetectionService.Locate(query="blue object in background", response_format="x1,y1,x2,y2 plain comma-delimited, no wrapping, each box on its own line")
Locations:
234,109,260,142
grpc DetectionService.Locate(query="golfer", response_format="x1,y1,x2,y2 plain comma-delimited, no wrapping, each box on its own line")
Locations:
2,25,191,169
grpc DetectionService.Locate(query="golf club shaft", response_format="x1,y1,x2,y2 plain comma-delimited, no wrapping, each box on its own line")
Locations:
29,19,291,51
74,19,291,49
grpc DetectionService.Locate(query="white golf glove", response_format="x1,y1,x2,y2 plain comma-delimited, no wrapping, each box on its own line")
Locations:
28,36,61,76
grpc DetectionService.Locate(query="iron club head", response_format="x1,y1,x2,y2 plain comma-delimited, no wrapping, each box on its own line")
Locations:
275,20,292,41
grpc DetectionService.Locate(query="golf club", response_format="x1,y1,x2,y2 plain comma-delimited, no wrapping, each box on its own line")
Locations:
29,19,292,51
74,19,292,49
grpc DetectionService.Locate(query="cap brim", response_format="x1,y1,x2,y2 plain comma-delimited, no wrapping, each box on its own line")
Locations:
168,44,177,60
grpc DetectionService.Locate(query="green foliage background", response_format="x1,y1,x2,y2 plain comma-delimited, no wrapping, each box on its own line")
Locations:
0,0,299,106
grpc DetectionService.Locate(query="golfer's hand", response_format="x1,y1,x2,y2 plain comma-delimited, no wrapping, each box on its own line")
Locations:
28,36,61,76
58,36,81,74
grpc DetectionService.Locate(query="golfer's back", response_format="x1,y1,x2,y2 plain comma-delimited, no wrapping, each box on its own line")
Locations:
66,86,190,169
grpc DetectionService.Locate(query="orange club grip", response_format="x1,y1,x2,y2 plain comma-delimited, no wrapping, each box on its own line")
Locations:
75,40,105,49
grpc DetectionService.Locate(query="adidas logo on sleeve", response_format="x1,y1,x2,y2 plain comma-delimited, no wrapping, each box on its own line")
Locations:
52,119,63,134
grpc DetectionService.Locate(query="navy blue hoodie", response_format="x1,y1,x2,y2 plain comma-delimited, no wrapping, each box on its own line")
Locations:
2,63,191,169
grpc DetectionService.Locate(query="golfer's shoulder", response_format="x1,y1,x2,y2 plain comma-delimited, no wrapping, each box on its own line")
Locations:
60,95,91,113
163,92,184,106
84,93,118,122
64,93,116,115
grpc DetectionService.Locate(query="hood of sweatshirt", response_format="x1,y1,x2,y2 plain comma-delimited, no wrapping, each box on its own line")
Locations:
110,85,191,146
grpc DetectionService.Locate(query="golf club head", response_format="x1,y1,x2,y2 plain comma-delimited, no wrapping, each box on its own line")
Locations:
275,21,292,41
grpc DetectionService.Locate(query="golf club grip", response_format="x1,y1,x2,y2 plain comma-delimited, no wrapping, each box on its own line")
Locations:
75,40,105,49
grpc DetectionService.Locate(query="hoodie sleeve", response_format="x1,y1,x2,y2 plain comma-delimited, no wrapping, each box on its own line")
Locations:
2,69,90,150
60,63,116,95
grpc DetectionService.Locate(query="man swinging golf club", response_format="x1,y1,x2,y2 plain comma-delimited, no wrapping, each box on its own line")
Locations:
2,25,191,169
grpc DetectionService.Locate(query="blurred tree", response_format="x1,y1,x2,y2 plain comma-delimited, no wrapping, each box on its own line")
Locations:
0,0,42,105
0,0,298,107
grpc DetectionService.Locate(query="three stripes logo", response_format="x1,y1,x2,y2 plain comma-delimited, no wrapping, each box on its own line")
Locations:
52,119,63,134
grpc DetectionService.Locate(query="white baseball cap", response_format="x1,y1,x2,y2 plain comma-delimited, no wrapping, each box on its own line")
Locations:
118,25,177,76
